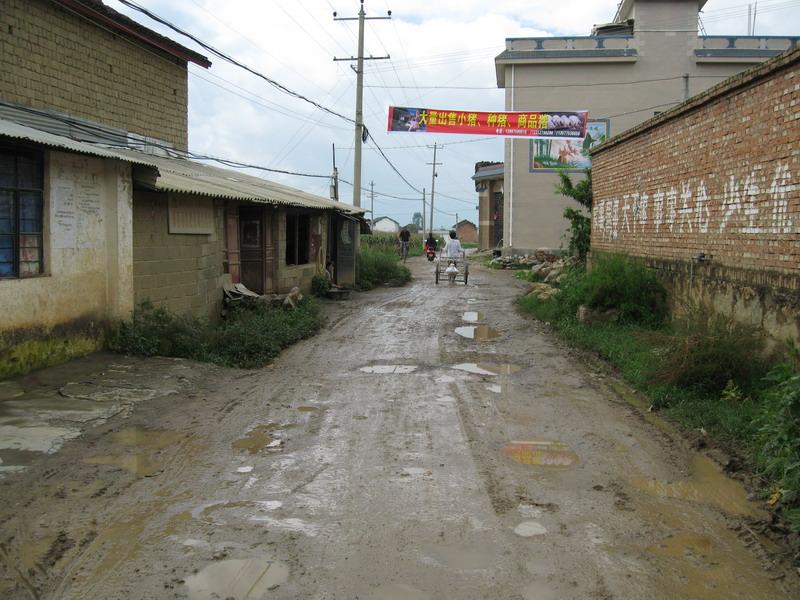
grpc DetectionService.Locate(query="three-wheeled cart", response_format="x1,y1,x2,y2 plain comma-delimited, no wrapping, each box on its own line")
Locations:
434,254,469,285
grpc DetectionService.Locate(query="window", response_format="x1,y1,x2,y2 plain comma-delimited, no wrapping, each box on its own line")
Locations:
0,149,44,278
285,213,310,266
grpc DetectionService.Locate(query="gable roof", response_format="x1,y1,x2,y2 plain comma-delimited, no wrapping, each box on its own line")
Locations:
51,0,211,67
456,219,477,229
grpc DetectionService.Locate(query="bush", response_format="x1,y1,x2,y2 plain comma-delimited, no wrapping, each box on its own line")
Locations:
361,233,423,257
110,298,323,368
559,255,666,325
756,365,800,529
651,307,767,394
555,169,592,261
358,247,411,290
311,274,330,297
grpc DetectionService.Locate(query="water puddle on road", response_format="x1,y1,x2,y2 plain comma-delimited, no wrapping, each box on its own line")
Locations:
365,583,432,600
296,406,319,412
514,521,548,537
630,454,764,518
232,423,292,455
455,325,501,341
112,428,186,449
502,440,579,468
360,365,418,374
185,557,289,599
462,311,483,323
83,454,161,477
451,363,521,376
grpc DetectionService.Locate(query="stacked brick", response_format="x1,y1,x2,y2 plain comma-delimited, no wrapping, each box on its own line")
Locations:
0,0,188,149
591,47,799,277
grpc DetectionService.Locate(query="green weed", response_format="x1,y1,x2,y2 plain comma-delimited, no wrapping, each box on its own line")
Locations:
110,299,323,368
358,247,411,290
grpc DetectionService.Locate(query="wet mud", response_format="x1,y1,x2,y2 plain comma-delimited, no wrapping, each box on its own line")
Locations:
0,259,795,600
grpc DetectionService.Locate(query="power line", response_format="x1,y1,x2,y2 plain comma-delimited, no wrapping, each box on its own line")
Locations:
0,100,332,179
364,74,732,90
365,128,423,194
116,0,355,124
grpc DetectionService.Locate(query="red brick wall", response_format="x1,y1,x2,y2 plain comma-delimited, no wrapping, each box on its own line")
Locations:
591,52,799,275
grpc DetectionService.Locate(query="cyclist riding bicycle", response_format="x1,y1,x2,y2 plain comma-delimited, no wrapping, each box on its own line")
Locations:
398,227,411,262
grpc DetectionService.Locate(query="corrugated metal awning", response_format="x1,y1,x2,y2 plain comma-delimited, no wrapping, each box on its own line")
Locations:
0,118,364,215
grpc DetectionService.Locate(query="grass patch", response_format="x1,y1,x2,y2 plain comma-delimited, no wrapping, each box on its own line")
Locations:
110,299,323,369
358,247,411,290
361,233,424,258
517,257,800,530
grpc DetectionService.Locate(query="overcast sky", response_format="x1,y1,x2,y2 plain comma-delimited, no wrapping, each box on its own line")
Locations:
106,0,800,228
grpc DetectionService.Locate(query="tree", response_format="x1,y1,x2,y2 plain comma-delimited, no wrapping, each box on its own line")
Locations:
555,168,592,261
412,212,423,229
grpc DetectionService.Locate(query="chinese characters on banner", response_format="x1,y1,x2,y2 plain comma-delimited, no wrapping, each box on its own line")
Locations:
387,106,589,140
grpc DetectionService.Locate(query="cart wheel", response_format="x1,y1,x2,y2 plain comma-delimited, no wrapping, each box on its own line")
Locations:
435,269,439,284
464,272,468,285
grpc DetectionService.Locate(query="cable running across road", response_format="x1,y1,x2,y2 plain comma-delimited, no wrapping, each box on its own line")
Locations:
116,0,355,124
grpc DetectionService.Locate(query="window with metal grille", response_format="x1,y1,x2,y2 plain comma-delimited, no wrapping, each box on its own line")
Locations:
285,213,310,266
0,148,44,278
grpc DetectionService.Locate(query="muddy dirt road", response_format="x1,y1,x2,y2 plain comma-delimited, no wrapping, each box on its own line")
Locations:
0,258,797,599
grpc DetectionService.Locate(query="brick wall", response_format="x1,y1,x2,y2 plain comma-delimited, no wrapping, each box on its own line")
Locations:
0,0,189,149
591,48,799,343
133,192,225,319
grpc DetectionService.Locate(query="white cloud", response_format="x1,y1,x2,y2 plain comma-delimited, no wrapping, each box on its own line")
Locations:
106,0,800,226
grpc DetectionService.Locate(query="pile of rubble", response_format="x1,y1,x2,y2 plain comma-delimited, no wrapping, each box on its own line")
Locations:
488,249,559,270
524,255,580,301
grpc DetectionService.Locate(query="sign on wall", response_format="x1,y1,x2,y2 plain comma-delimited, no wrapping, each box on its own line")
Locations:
387,106,588,140
530,119,609,171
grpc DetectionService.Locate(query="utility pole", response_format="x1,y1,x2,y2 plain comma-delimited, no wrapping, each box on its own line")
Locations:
455,212,459,231
426,143,442,234
370,180,375,228
330,143,339,202
422,188,426,236
334,2,391,207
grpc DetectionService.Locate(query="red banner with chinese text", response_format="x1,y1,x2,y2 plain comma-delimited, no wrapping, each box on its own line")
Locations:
387,106,588,140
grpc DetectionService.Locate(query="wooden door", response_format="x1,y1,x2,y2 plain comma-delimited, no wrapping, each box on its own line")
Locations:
239,206,264,294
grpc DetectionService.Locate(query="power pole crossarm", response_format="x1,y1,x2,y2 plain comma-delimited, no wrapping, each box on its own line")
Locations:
333,2,391,208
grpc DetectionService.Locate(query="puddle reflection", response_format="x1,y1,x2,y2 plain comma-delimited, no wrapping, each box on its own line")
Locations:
502,440,578,468
185,558,289,599
455,325,500,341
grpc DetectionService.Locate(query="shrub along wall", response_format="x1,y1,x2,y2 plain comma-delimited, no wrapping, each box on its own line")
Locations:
590,47,800,345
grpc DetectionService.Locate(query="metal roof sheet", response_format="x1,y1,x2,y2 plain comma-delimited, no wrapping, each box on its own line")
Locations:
0,119,363,215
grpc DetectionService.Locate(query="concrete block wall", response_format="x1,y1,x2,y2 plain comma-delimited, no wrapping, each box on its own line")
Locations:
591,49,800,343
0,0,189,149
133,192,225,319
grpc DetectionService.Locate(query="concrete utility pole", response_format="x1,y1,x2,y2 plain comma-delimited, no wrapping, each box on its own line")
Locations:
422,188,426,236
426,143,442,234
370,180,375,228
333,2,391,207
330,143,339,202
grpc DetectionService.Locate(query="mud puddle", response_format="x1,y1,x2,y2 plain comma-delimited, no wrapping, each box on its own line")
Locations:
360,365,418,374
83,454,161,477
296,406,319,412
455,325,500,341
631,454,764,517
185,557,289,599
462,311,483,323
232,423,293,454
502,440,579,468
645,531,786,600
112,428,186,449
451,363,521,376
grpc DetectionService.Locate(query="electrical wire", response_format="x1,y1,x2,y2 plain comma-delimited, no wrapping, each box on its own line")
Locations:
365,74,732,90
116,0,355,124
0,99,332,179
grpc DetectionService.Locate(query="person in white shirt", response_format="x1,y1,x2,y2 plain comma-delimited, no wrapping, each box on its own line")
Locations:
442,230,463,258
442,230,463,283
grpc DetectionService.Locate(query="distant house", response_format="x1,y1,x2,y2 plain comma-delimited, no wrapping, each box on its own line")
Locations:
472,162,503,249
0,0,364,377
454,220,478,244
372,216,401,233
